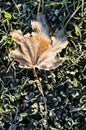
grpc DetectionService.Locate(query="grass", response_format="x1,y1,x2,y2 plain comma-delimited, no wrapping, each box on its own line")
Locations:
0,0,86,130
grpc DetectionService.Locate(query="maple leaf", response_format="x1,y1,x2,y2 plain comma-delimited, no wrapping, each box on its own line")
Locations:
10,14,68,71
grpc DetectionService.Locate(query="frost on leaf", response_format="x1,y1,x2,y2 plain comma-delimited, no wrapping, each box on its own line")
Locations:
10,14,68,70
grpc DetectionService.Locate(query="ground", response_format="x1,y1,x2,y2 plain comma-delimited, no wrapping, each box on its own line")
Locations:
0,0,86,130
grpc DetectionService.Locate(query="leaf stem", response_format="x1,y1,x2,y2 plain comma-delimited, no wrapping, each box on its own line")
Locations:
37,0,44,14
37,0,41,14
33,67,48,122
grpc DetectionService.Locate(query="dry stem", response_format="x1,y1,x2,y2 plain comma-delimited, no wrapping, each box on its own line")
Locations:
33,67,48,122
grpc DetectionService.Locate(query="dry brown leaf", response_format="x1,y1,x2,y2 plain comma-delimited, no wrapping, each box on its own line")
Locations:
10,14,68,70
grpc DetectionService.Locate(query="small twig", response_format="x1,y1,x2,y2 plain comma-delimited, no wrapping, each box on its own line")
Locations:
33,67,48,122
